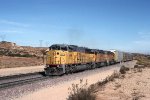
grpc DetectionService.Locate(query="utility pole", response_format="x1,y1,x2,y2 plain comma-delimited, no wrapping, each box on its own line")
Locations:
0,34,6,41
45,41,49,47
39,40,43,47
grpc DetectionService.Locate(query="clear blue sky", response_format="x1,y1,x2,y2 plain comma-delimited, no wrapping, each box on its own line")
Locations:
0,0,150,53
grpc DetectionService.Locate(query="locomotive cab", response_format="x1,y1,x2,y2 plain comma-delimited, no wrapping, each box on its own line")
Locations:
46,44,67,65
45,44,69,75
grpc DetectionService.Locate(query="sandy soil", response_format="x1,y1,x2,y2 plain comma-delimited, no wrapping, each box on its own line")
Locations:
0,56,43,69
96,66,150,100
15,61,136,100
0,65,44,77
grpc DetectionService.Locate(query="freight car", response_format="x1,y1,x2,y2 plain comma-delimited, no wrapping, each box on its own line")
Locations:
110,50,133,63
44,44,132,76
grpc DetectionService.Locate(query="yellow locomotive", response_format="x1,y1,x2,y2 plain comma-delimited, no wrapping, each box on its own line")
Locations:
44,44,116,75
44,44,133,76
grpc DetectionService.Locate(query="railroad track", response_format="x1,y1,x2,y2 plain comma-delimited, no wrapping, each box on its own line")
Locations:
0,72,45,80
0,61,134,89
0,72,50,89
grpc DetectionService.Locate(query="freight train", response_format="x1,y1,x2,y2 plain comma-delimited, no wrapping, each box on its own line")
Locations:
44,44,133,76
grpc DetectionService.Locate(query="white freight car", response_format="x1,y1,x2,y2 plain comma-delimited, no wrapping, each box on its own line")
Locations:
110,50,124,63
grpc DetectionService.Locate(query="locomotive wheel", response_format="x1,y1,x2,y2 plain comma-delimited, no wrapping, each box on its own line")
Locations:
70,66,76,73
65,66,70,74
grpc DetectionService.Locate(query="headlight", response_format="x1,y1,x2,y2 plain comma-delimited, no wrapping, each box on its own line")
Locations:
57,52,59,55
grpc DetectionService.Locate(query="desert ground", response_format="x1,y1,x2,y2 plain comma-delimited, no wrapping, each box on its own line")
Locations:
0,41,46,69
10,61,135,100
95,65,150,100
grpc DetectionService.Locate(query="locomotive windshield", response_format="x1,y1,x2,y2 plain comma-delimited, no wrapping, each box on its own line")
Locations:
61,46,68,51
49,45,60,50
50,45,68,51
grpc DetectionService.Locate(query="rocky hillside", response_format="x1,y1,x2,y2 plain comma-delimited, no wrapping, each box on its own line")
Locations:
0,41,48,68
0,56,43,69
0,41,48,57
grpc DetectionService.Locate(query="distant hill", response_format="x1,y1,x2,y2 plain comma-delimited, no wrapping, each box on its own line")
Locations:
0,41,48,57
0,41,48,69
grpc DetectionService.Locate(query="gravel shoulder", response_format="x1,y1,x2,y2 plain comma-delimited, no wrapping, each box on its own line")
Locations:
12,61,135,100
96,62,150,100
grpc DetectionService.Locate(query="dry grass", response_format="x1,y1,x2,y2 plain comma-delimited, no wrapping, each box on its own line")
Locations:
131,65,143,73
135,54,150,67
67,70,122,100
119,65,129,74
67,79,96,100
133,54,150,73
67,61,141,100
93,56,150,100
97,71,120,86
137,68,142,72
134,64,145,69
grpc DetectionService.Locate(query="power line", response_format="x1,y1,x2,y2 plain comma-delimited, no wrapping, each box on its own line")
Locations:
0,34,6,41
